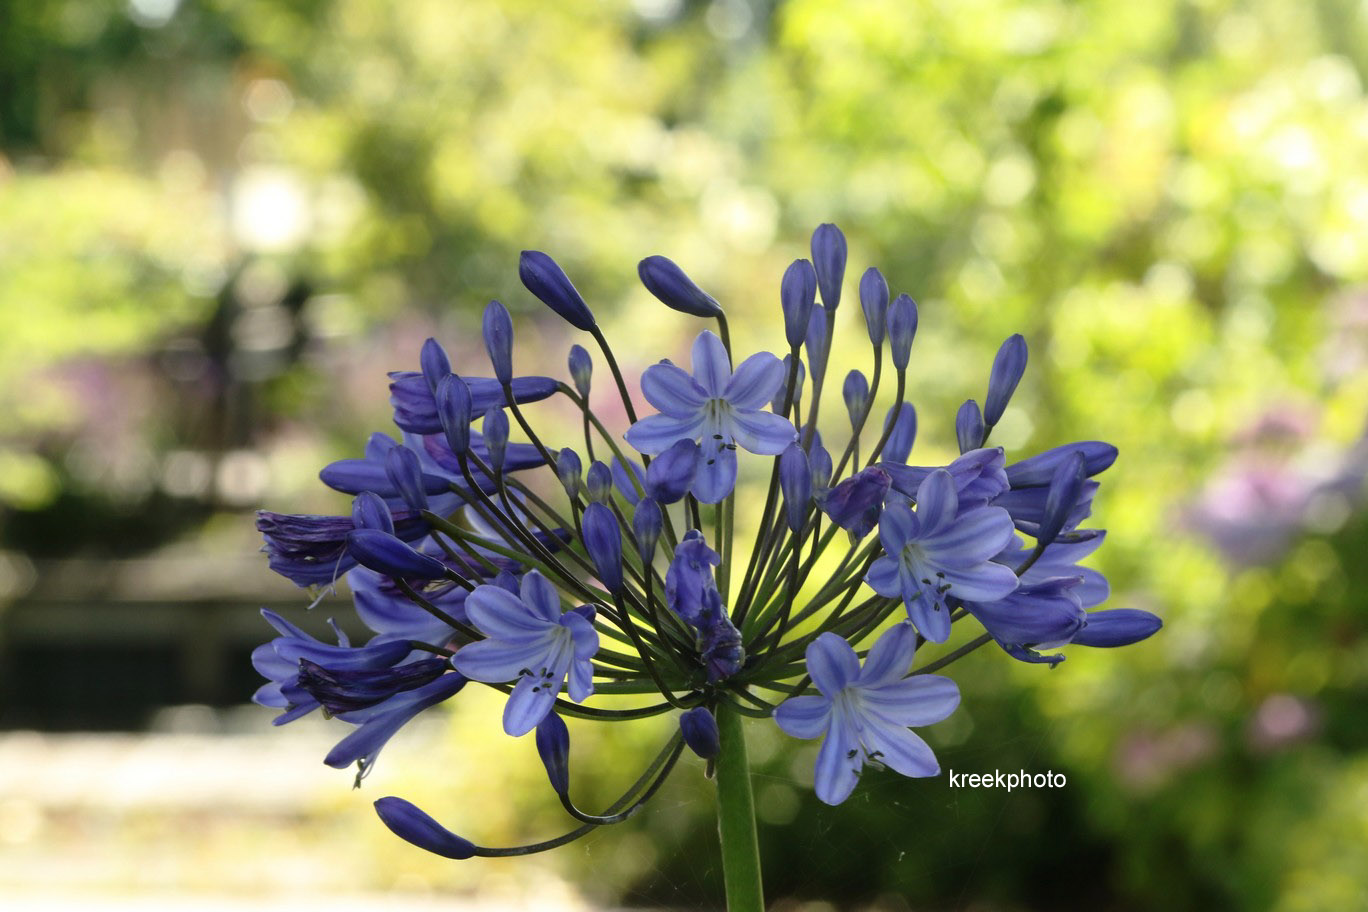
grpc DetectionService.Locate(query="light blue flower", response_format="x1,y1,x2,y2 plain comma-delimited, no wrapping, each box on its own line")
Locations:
625,330,796,503
865,469,1019,643
451,570,599,736
773,625,959,805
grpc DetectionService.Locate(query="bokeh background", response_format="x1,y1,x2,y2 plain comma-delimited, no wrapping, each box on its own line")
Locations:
2,0,1367,909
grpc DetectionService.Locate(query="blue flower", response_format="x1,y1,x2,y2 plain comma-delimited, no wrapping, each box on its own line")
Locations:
451,570,599,736
881,446,1010,508
325,671,468,777
865,469,1019,643
348,564,469,644
625,330,796,503
960,577,1087,666
256,507,429,588
665,530,744,682
773,625,959,805
389,372,557,436
822,466,892,538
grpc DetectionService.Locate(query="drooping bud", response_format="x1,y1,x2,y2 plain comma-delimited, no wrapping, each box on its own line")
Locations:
435,375,472,455
586,461,613,503
883,403,918,465
347,529,447,580
805,303,830,383
482,407,509,474
646,439,700,504
984,333,1028,428
779,442,813,533
679,706,721,759
811,223,847,312
1071,609,1163,648
859,267,888,346
842,370,869,429
581,502,623,593
638,255,723,318
519,250,596,331
534,712,571,795
956,400,986,454
384,445,428,512
632,496,664,564
1036,450,1086,549
556,448,583,500
374,797,476,860
772,354,805,414
351,491,394,534
887,294,918,371
781,258,817,350
567,344,593,398
420,337,451,394
481,300,514,385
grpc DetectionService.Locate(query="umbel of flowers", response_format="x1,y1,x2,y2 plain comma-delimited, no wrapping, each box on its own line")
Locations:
254,225,1160,906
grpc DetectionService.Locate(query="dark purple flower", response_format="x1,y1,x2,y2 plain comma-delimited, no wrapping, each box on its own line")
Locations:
325,671,468,775
639,255,723,318
351,491,394,535
679,706,720,759
859,267,888,346
984,334,1028,427
520,250,596,331
781,259,817,349
299,656,450,714
822,466,892,538
256,508,428,588
811,223,847,312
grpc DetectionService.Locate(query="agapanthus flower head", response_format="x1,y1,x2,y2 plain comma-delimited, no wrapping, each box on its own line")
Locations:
254,223,1155,870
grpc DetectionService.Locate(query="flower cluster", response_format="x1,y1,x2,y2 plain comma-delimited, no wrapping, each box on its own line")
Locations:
254,224,1160,860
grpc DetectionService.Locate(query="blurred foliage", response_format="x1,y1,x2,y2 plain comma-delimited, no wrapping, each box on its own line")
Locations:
3,0,1368,909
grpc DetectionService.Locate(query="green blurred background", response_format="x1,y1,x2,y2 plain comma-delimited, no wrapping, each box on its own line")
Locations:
2,0,1367,909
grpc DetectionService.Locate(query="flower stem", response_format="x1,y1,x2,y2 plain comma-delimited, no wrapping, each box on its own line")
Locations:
714,703,764,912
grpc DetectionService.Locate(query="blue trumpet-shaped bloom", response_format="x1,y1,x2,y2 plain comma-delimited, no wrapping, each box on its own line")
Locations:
625,331,796,503
865,470,1019,643
451,570,599,736
773,625,959,805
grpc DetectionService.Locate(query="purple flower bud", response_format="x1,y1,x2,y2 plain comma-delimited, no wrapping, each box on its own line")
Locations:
374,796,476,860
556,448,582,499
351,491,394,534
883,402,918,464
612,456,647,506
347,529,448,580
779,443,813,533
805,303,830,382
859,267,889,346
435,375,472,455
810,442,834,497
1036,451,1086,549
420,338,451,394
567,344,593,398
956,399,985,453
646,439,700,504
384,445,428,512
586,461,613,503
520,250,596,331
1005,442,1118,488
535,712,571,795
632,496,664,564
772,354,805,414
887,294,918,371
483,407,509,474
638,255,723,318
821,466,891,538
984,333,1028,427
781,258,817,350
482,300,514,385
811,223,847,312
1072,609,1162,648
679,706,721,759
582,502,623,593
842,369,869,428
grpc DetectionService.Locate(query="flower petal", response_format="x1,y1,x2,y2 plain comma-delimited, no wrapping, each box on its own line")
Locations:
905,593,952,644
858,623,917,687
806,632,860,697
464,585,549,639
641,362,709,418
921,506,1016,567
939,561,1020,602
861,675,960,727
878,502,918,554
691,330,731,396
693,445,737,504
503,674,559,736
729,408,798,455
723,352,785,410
914,469,958,537
624,413,705,455
864,555,902,598
519,570,561,623
813,709,861,805
773,694,832,740
451,636,553,682
860,718,940,778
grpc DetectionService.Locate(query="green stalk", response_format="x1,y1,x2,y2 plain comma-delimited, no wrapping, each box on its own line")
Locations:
715,703,764,912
